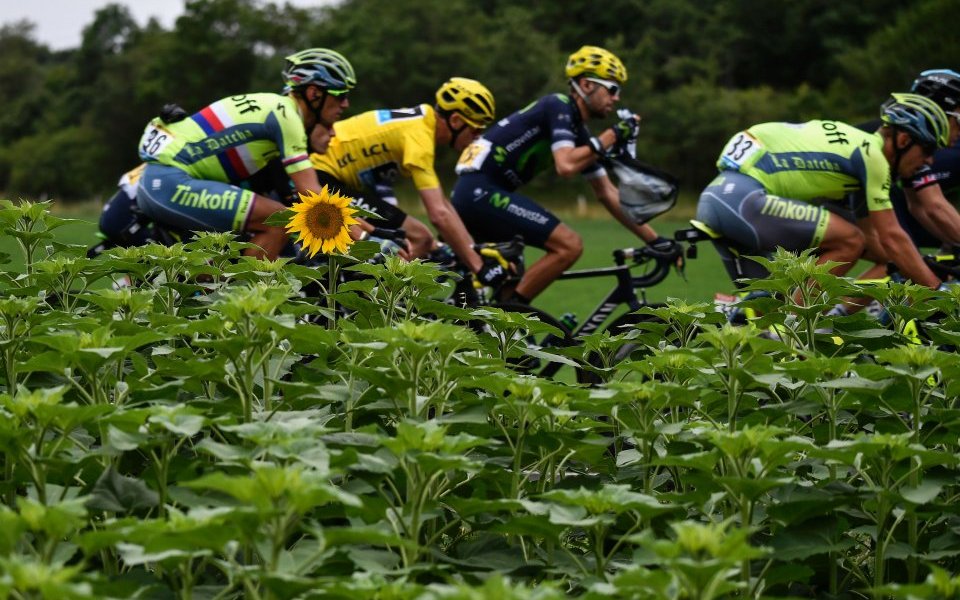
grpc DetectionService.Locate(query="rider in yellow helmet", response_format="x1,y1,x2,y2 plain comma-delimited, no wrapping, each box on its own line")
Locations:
311,78,505,285
450,45,676,302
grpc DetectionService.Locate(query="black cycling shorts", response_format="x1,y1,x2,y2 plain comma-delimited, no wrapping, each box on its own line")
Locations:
696,171,831,253
450,172,560,248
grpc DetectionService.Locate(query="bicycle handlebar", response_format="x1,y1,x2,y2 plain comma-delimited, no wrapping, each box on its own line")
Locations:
369,227,407,243
924,252,960,280
611,244,685,288
472,235,526,264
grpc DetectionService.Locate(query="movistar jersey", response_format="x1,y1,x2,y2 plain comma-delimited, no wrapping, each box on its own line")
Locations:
454,93,605,191
718,120,892,212
311,104,439,192
138,93,311,183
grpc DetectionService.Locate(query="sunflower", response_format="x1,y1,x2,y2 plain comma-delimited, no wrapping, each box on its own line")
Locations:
286,186,359,257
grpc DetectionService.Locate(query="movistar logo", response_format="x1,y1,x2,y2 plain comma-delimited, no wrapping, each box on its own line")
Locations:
489,192,510,209
494,147,507,164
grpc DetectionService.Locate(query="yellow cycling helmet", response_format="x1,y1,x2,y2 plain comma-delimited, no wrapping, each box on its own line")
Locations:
436,78,496,129
565,45,628,85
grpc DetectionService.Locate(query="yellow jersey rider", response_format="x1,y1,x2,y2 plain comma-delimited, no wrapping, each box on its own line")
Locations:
311,79,509,286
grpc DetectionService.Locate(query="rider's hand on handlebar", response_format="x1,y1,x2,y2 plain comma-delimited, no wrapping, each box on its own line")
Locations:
646,236,685,271
937,280,958,292
647,236,678,254
475,247,515,288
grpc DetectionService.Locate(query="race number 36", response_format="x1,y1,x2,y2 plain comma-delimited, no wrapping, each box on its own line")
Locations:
720,131,762,169
139,124,174,159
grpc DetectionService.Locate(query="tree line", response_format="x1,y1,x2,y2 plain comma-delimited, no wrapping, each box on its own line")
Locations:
1,0,957,202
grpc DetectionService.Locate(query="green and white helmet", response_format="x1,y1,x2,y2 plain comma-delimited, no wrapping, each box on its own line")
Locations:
881,92,950,149
282,48,356,93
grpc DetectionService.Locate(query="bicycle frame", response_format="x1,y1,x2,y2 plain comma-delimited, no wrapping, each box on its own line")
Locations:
558,247,678,337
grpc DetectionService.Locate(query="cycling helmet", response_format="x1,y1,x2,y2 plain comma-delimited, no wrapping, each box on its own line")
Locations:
435,78,496,129
565,46,628,85
282,48,356,93
881,93,951,149
911,69,960,112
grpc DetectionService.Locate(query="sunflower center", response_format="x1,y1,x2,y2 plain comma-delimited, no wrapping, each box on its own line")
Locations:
306,202,345,239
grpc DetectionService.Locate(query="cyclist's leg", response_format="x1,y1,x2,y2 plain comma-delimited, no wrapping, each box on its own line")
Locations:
137,163,285,259
451,173,565,301
520,224,582,300
98,188,155,247
816,213,864,277
245,196,290,260
855,215,890,280
697,171,863,276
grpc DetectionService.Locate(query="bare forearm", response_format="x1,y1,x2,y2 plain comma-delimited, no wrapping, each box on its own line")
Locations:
595,187,658,243
881,228,940,287
427,204,482,272
913,202,960,246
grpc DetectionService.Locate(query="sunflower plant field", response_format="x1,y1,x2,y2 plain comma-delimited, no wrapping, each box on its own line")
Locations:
3,199,960,599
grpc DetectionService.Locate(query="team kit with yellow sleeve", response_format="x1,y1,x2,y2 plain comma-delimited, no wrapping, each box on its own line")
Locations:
310,104,440,229
696,120,892,260
136,93,312,232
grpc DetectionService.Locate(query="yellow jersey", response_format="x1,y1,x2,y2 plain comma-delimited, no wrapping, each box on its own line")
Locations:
311,104,440,192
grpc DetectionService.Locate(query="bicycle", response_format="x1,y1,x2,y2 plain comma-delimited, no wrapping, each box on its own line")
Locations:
447,235,690,384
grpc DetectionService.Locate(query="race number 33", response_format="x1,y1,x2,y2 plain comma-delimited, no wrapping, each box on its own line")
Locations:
720,131,762,169
139,123,174,159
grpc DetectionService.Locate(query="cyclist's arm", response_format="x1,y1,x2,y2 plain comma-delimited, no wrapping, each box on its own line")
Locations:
553,129,618,178
905,185,960,246
419,186,483,272
588,174,658,243
869,208,940,287
289,165,322,195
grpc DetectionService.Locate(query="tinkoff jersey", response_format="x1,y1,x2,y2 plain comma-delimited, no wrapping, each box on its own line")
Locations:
455,93,604,191
138,93,311,183
717,120,892,212
310,104,440,192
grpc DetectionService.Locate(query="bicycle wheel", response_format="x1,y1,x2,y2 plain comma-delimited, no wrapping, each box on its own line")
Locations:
480,302,582,381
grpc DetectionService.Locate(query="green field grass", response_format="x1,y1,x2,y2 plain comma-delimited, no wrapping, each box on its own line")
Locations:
0,207,733,324
528,218,730,320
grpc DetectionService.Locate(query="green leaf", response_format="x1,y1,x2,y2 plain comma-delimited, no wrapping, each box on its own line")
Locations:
900,480,944,505
86,467,159,513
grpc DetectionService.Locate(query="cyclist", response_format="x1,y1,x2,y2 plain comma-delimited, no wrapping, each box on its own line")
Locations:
899,70,960,246
91,121,336,258
310,78,503,285
451,46,676,303
854,70,960,282
135,48,355,260
695,93,951,289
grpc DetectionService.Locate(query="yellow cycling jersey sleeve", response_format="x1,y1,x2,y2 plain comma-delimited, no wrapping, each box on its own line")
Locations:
311,104,439,192
717,120,892,212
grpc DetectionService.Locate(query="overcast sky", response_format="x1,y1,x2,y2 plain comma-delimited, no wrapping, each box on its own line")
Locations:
1,0,333,50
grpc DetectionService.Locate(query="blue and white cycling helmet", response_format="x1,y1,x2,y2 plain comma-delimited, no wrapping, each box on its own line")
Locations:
911,69,960,113
880,92,950,149
282,48,356,94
